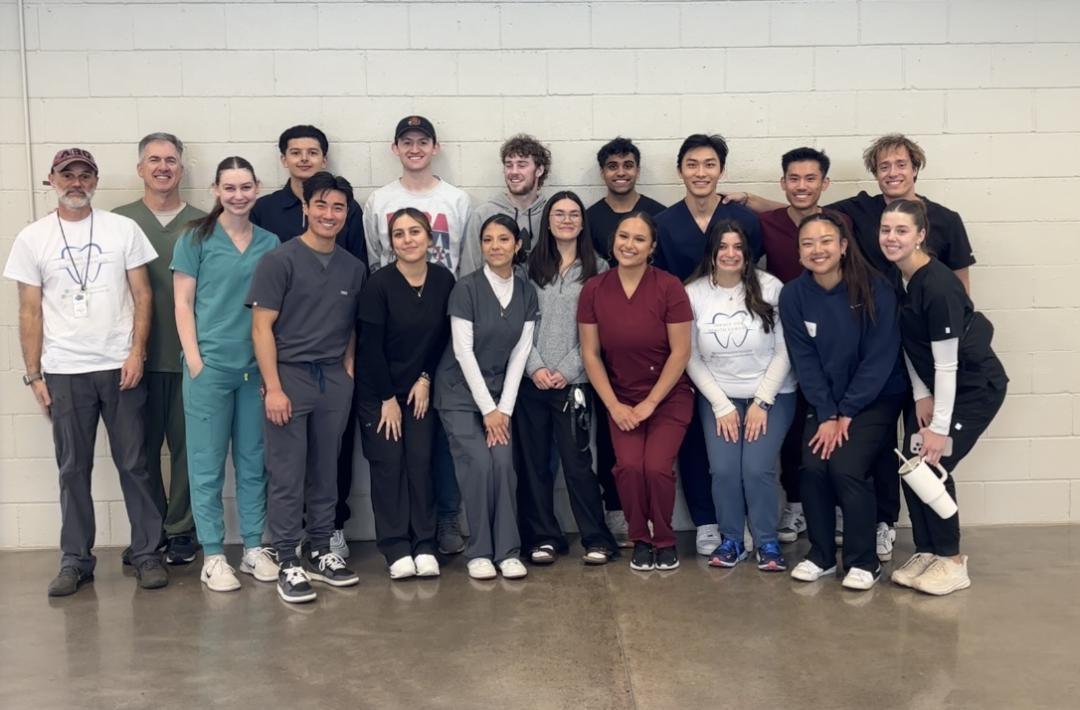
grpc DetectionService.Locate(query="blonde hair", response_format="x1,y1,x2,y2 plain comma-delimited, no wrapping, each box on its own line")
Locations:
862,134,926,176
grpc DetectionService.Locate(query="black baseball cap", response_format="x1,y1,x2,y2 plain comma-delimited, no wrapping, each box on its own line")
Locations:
394,115,437,143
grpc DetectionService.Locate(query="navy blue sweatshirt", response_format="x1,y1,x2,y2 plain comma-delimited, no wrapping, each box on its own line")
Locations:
779,270,907,421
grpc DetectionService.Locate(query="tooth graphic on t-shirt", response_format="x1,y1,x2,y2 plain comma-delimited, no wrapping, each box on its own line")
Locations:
708,310,750,349
59,243,103,286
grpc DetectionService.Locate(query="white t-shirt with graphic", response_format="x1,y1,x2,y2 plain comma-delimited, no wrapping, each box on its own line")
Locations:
362,178,471,276
685,270,796,416
3,208,158,374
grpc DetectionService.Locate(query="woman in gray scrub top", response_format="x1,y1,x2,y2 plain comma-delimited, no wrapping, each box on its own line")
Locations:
434,214,539,581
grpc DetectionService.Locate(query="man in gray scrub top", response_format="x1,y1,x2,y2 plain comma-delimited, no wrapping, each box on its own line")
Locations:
248,172,366,604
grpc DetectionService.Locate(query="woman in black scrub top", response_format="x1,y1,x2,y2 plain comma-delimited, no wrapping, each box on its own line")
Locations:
356,208,454,581
880,199,1007,596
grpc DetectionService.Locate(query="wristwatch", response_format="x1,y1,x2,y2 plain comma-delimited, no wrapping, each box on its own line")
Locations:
753,397,772,412
22,372,43,386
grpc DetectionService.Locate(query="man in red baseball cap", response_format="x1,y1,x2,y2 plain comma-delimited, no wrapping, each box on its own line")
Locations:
4,146,169,596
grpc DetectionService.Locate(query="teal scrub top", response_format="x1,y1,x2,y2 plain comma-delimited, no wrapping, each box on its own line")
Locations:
171,223,280,372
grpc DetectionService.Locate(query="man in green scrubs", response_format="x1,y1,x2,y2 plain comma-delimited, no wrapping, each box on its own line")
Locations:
113,133,206,565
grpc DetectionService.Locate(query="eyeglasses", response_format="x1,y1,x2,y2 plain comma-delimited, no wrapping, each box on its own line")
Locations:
552,211,582,222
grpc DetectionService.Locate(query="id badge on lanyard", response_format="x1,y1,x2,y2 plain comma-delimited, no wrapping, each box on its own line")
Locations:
72,291,89,318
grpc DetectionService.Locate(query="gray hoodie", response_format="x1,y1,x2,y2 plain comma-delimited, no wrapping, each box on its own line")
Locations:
458,191,549,277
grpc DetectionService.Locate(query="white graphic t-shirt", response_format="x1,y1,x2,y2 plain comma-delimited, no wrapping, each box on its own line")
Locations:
3,208,158,374
362,178,471,276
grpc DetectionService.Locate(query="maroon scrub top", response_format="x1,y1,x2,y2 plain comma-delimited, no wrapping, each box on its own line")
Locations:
578,266,694,404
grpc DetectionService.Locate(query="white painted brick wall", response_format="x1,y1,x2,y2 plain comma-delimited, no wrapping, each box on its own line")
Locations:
2,0,1079,548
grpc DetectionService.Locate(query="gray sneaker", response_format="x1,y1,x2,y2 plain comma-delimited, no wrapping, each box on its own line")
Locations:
48,566,93,597
437,516,466,554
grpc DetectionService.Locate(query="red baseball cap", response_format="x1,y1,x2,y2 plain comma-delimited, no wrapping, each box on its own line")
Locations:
50,147,99,174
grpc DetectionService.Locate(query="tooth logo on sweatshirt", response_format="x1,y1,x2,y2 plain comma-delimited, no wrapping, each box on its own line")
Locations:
703,311,750,349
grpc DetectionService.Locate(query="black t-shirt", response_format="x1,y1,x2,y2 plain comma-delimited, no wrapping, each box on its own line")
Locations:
900,258,1007,395
828,191,976,276
245,239,365,364
355,263,455,400
586,194,666,265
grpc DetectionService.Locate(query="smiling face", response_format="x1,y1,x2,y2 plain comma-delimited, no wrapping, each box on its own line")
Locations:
281,137,327,182
798,219,846,279
612,216,655,269
390,213,432,265
713,231,746,278
303,188,348,240
548,197,583,245
781,159,829,211
392,130,438,174
879,210,925,265
601,153,640,196
213,168,258,218
50,162,98,210
481,222,521,271
874,146,918,201
503,153,543,196
679,146,723,199
137,140,183,197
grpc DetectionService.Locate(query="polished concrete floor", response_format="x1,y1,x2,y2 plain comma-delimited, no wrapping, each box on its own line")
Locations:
1,525,1077,710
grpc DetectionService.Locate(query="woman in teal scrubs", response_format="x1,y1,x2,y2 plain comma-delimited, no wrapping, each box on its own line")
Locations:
172,156,280,592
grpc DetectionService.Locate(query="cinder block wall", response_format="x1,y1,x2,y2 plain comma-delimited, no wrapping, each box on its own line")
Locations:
1,0,1078,548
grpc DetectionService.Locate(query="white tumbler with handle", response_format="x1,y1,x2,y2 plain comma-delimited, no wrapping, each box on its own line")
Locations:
894,449,959,519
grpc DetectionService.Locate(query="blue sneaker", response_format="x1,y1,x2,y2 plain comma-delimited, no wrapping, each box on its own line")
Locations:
756,542,787,572
708,537,747,568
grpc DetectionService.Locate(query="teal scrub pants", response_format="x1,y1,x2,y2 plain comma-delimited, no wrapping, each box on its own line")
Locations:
182,363,267,555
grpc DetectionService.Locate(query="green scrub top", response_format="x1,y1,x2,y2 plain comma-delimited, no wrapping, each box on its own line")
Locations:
171,223,280,372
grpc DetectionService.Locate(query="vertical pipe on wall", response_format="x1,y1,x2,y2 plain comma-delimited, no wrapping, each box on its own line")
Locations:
17,0,34,222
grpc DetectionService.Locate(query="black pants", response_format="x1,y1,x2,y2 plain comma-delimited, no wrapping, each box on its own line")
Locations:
334,392,359,530
779,388,809,504
902,385,1006,557
678,405,717,527
48,370,162,573
513,380,617,553
872,409,904,526
801,394,905,573
592,396,622,512
357,394,437,563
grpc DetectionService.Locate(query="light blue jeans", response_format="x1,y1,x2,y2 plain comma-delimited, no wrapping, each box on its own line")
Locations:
699,392,796,548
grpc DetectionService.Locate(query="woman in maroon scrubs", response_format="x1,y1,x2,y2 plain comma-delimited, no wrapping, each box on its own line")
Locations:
578,211,694,572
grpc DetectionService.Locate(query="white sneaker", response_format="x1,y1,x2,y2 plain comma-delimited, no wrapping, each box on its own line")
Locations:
911,556,971,596
201,554,241,592
414,554,440,577
790,559,837,582
834,507,844,546
498,557,528,579
329,529,350,559
777,504,806,543
605,510,633,549
695,524,722,556
388,555,417,580
240,546,279,583
467,557,497,580
891,552,937,588
876,522,897,562
841,567,881,591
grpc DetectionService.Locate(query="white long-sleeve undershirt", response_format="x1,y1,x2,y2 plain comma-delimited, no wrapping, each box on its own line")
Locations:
903,338,959,436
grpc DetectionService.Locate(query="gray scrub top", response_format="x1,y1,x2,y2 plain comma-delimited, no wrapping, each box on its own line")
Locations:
245,238,365,364
433,268,539,413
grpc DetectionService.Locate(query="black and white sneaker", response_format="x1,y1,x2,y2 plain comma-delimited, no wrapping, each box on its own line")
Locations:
277,560,317,604
306,549,360,587
655,546,680,571
630,542,655,571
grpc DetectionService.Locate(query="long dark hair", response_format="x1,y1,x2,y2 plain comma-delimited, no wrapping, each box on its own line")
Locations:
688,220,775,333
882,198,934,256
798,211,878,323
528,191,599,287
188,156,257,242
478,213,526,266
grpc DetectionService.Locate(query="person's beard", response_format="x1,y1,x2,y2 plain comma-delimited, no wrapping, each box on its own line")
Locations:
57,187,95,210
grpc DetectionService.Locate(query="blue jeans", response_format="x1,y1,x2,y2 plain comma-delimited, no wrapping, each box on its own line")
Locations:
699,392,796,547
